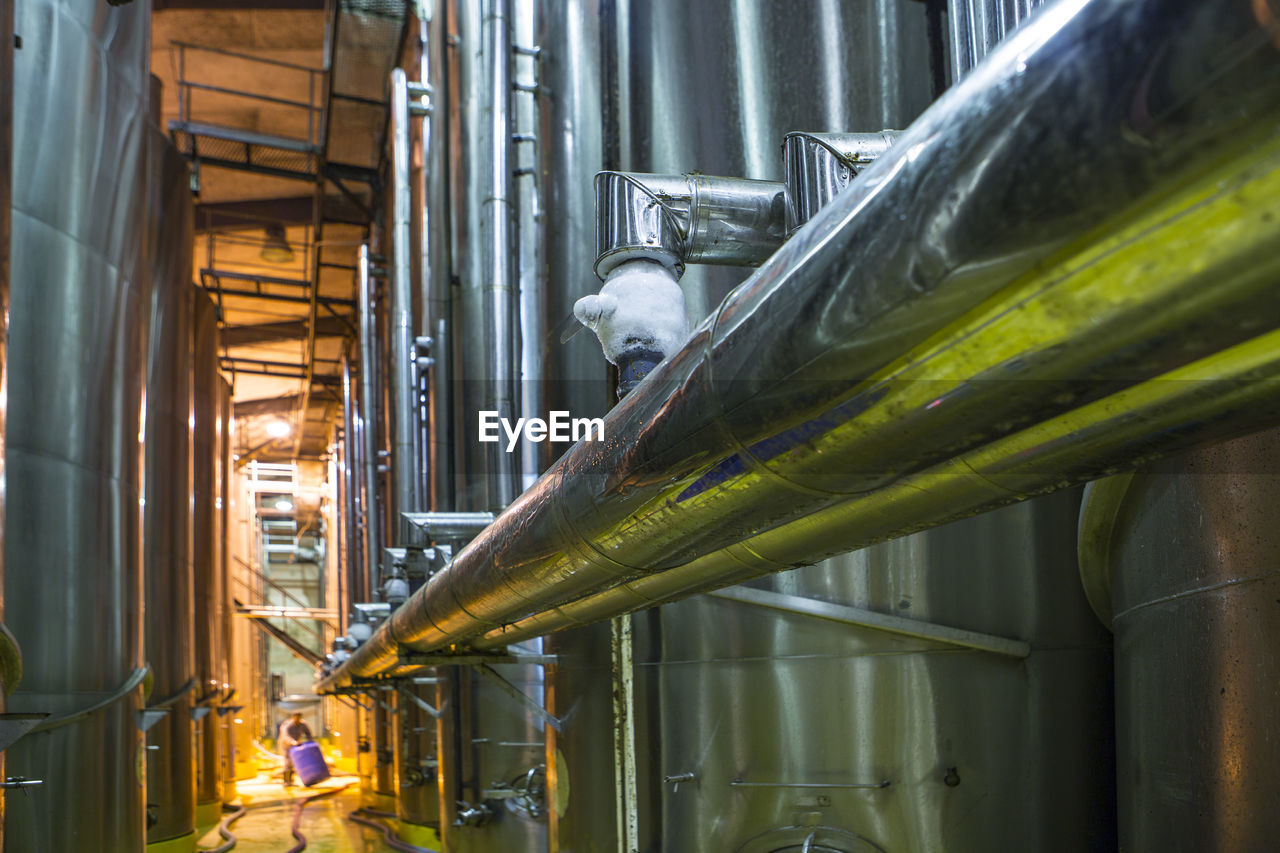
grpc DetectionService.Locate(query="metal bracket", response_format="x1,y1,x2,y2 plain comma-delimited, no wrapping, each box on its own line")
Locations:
474,664,562,733
397,685,442,720
137,709,170,733
0,714,49,752
730,778,890,790
707,586,1030,659
396,650,557,668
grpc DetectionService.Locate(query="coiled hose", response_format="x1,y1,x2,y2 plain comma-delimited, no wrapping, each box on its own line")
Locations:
346,808,439,853
199,804,247,853
285,782,356,853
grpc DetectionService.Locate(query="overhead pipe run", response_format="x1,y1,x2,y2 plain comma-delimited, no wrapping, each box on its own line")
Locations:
318,0,1280,693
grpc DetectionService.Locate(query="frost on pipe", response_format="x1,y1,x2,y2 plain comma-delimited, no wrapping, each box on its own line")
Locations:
574,259,688,395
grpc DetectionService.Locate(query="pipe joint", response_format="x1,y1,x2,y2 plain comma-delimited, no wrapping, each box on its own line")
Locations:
783,131,899,233
593,171,786,280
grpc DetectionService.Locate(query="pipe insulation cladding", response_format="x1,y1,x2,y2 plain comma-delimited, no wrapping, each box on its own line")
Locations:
318,0,1280,692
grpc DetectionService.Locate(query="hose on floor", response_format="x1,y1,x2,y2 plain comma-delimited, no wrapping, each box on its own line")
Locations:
284,782,356,853
346,808,439,853
198,804,247,853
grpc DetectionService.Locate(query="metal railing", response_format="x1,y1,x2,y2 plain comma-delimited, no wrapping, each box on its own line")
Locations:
171,41,327,149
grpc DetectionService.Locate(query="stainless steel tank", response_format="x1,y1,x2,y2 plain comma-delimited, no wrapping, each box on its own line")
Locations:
4,0,154,848
1100,429,1280,850
142,117,197,846
192,289,224,823
638,491,1115,852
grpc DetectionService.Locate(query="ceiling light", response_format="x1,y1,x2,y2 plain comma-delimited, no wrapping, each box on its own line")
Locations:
260,223,295,264
265,419,291,438
274,498,294,512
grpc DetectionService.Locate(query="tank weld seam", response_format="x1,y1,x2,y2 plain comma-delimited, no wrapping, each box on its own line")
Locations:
1112,567,1280,622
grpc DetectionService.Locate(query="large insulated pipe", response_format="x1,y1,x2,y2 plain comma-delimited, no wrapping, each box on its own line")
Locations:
390,69,423,529
358,245,382,599
479,326,1280,646
318,0,1280,690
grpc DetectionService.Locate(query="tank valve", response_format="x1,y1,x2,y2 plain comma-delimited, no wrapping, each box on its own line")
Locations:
664,771,696,792
454,800,494,827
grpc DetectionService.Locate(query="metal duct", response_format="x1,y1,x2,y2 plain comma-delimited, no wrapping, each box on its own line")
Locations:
143,128,197,846
320,0,1280,691
4,0,153,847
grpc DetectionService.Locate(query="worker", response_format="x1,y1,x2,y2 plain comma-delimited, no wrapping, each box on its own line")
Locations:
277,711,314,786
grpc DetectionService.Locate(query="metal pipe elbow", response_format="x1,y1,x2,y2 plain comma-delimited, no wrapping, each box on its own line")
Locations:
593,171,787,279
783,131,901,233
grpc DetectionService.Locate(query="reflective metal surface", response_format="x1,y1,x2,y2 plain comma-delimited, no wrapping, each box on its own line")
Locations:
949,0,1048,81
1107,428,1280,851
593,172,787,276
318,0,1280,692
0,1,12,844
4,1,153,847
782,131,898,233
193,290,223,811
620,0,931,323
358,245,382,599
634,490,1113,851
391,69,424,524
143,126,196,844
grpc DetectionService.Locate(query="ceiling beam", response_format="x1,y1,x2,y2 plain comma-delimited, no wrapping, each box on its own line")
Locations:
194,194,368,231
222,314,353,347
155,1,325,9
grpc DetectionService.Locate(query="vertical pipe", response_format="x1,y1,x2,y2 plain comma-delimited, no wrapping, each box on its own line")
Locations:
218,378,237,803
514,0,543,488
0,1,16,843
358,245,382,597
341,353,359,617
483,0,518,508
610,616,639,853
192,291,223,823
424,0,454,512
390,69,422,530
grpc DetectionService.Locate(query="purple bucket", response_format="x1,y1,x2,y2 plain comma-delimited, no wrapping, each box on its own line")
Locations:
288,741,330,787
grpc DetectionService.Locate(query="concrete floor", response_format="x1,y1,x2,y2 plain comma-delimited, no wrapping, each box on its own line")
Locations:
197,775,403,853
